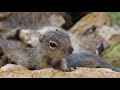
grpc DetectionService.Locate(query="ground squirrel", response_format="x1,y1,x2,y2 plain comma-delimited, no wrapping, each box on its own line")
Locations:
4,26,120,71
5,29,74,70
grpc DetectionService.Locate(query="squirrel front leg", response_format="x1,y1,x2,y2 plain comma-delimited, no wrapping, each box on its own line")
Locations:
58,59,76,72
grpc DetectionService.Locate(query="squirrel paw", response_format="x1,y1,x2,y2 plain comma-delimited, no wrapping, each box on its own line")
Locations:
63,66,76,72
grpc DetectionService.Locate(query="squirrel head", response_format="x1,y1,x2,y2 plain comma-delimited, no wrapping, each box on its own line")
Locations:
39,29,74,62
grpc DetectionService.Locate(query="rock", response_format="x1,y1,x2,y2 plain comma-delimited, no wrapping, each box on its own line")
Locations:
0,56,8,68
2,12,72,31
97,25,120,46
0,64,31,78
102,42,120,68
68,12,112,55
48,14,66,27
68,12,90,24
0,64,120,78
70,12,111,36
0,22,4,32
78,32,104,55
0,12,11,21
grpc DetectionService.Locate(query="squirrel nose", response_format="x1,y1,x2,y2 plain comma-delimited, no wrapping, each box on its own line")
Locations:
68,46,74,54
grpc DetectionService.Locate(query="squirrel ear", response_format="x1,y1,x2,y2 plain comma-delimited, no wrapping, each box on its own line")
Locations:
39,35,45,43
6,27,21,39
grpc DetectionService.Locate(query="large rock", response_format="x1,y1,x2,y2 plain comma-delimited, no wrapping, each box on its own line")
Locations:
0,12,11,21
68,12,112,55
78,32,104,55
0,64,120,78
97,25,120,46
2,12,72,31
69,12,111,36
0,12,10,31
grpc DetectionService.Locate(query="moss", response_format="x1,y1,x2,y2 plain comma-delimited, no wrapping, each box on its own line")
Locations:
107,12,120,26
102,42,120,68
102,42,120,58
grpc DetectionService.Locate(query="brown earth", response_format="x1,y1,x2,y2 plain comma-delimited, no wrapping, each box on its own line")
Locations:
0,64,120,78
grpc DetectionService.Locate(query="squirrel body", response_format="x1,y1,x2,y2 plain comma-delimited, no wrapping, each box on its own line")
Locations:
5,29,74,70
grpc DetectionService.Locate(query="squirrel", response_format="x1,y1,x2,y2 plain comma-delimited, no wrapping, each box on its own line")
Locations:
4,26,120,72
4,29,74,70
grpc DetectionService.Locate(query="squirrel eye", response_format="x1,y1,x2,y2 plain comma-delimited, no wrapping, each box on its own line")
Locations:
49,41,57,49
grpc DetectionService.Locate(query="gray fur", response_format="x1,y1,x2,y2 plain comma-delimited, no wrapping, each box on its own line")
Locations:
57,53,120,72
